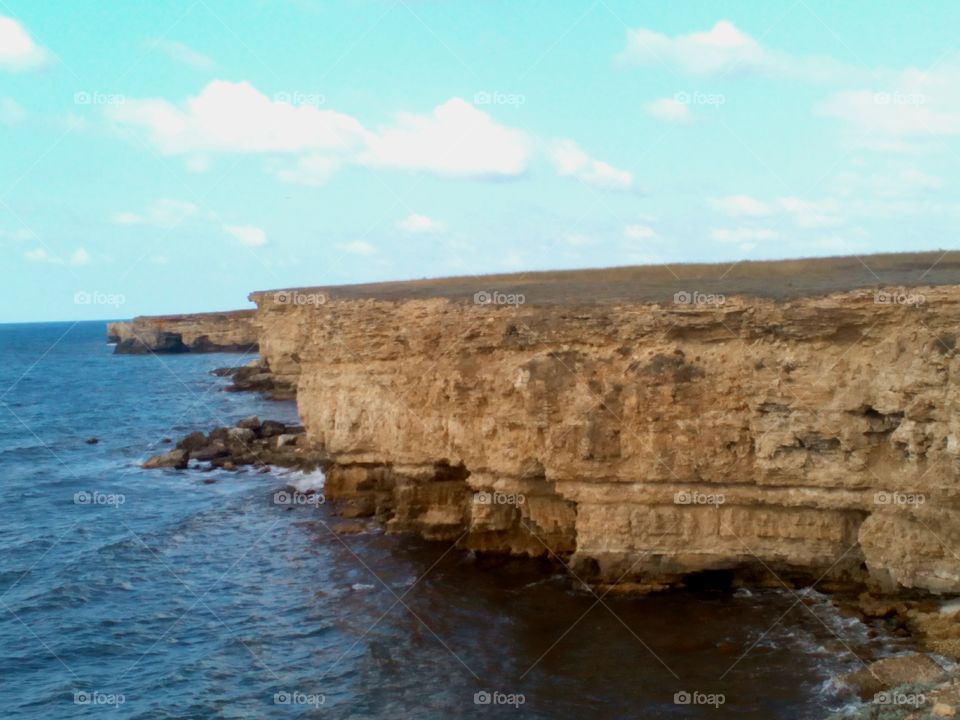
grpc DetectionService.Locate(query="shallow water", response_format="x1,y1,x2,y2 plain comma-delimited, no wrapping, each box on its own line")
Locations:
0,321,914,718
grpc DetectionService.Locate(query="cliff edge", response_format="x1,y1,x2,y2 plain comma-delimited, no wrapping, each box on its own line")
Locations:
246,251,960,594
107,310,259,354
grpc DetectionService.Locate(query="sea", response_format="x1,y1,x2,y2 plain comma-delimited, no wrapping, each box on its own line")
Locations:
0,321,918,718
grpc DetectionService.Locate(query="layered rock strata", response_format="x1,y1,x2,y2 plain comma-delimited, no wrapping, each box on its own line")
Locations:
248,279,960,594
108,310,259,354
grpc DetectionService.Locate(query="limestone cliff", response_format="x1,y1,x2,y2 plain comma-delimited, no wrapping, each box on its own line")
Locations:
108,310,259,354
247,254,960,595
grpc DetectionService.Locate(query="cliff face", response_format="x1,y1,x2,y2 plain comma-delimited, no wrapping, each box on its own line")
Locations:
108,311,259,354
249,284,960,594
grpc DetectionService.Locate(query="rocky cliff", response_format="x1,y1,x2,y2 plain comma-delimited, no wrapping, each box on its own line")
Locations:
247,253,960,595
108,310,259,354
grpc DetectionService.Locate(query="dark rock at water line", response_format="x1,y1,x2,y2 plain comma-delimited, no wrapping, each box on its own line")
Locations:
142,419,321,472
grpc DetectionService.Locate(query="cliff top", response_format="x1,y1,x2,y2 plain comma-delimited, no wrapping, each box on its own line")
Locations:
109,310,257,326
251,250,960,305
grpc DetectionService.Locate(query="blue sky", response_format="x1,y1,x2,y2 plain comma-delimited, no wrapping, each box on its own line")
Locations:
1,0,959,321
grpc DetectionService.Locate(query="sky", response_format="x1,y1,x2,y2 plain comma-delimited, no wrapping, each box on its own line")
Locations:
1,0,959,322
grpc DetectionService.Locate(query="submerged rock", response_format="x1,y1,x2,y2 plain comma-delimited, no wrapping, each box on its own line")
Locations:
841,653,946,699
142,449,188,469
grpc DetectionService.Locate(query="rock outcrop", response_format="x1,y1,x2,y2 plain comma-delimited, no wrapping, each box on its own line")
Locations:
108,310,259,354
245,253,960,595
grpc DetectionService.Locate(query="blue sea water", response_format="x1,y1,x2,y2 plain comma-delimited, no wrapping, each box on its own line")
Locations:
0,321,912,719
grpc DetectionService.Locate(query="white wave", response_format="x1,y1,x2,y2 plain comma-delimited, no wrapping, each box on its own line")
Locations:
281,467,326,493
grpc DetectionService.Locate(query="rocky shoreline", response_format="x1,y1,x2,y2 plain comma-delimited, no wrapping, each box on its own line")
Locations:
142,416,318,472
108,310,259,354
211,359,297,400
119,252,960,718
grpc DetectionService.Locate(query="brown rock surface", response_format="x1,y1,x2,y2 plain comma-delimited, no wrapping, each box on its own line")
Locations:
108,310,259,354
244,253,960,592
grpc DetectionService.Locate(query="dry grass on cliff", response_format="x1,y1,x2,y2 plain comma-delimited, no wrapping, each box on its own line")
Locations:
256,250,960,306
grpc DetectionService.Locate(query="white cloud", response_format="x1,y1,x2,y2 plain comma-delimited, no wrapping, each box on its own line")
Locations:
113,82,635,186
819,66,960,150
777,196,840,228
625,224,657,239
564,233,596,247
184,155,210,173
708,195,773,217
363,98,531,178
24,247,90,265
0,16,49,71
0,227,33,243
149,39,214,70
0,97,25,124
550,139,633,189
616,20,856,82
709,195,841,228
275,154,340,186
644,98,691,123
396,213,444,234
618,21,766,77
710,227,778,242
338,240,376,256
111,199,198,229
109,80,370,155
223,224,267,247
70,248,90,266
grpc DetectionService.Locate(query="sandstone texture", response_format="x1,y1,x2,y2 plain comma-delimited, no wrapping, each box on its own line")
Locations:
108,310,259,354
247,258,960,594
